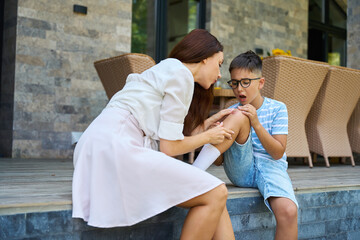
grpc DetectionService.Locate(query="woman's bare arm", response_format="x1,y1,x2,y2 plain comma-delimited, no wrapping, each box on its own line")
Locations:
160,124,234,156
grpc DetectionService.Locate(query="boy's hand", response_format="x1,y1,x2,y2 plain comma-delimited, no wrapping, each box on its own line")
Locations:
238,104,260,128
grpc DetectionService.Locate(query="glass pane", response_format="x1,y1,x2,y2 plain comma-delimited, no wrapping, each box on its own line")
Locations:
167,0,200,55
309,0,323,23
308,28,325,62
188,0,198,31
131,0,203,61
131,0,156,59
328,35,346,66
329,0,346,29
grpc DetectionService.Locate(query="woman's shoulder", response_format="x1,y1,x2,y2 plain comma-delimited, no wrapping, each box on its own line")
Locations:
161,58,182,64
145,58,193,82
155,58,188,72
154,58,180,68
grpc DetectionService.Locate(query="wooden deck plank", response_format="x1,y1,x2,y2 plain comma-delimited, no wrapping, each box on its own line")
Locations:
0,158,359,215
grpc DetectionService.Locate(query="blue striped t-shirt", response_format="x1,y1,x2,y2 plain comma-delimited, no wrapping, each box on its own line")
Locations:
230,97,288,163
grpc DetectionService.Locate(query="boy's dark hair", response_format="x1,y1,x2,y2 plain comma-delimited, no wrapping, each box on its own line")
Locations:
229,50,262,76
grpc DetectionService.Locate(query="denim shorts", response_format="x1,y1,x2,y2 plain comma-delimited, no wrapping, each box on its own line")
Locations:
223,132,298,212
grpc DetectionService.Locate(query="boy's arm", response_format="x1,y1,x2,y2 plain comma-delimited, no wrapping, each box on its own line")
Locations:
239,104,287,160
252,125,287,160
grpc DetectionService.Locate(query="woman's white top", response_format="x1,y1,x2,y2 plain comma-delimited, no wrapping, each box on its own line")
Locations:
106,58,194,149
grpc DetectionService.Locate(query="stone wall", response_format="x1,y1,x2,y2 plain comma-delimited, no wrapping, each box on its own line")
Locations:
209,0,308,82
347,0,360,70
9,0,132,158
2,189,360,239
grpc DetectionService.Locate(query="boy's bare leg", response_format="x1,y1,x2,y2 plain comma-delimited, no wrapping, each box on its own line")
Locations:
215,109,251,157
268,197,298,240
177,184,229,240
193,109,250,168
211,109,249,239
212,205,235,240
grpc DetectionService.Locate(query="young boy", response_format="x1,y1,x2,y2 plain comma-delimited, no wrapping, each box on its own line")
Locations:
193,50,298,240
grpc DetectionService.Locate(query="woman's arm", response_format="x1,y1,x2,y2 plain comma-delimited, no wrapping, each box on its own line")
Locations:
191,108,235,135
160,124,234,156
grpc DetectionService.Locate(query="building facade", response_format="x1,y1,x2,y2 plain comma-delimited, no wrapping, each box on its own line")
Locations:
347,0,360,69
0,0,359,159
1,0,132,158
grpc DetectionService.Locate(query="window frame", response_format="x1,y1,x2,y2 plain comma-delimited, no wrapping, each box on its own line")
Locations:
308,0,347,65
153,0,207,62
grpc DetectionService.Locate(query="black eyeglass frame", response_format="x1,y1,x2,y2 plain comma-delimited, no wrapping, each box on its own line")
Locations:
227,77,261,89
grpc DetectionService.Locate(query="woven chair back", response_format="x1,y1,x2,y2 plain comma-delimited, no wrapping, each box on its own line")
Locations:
306,66,360,166
94,53,156,99
348,99,360,154
224,98,239,109
262,55,330,167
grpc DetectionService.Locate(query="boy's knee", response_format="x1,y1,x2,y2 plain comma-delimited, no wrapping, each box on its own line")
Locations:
230,109,250,143
224,109,249,128
233,110,250,127
277,202,298,222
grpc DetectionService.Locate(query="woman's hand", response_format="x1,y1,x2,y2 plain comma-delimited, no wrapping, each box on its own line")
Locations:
205,122,234,145
205,108,234,130
160,122,234,156
191,108,234,136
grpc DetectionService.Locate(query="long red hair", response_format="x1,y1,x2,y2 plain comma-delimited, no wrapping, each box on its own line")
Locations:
168,29,223,135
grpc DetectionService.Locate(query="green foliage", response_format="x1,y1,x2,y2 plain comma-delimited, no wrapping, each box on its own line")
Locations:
131,0,148,53
188,0,198,32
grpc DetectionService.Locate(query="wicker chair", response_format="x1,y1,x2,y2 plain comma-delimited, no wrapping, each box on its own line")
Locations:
348,99,360,154
262,55,330,168
224,98,239,109
94,53,156,99
306,66,360,167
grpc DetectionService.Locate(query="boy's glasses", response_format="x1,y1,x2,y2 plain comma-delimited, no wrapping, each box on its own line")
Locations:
227,78,261,89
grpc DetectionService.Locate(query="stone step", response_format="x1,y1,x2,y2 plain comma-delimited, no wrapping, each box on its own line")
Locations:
1,188,360,240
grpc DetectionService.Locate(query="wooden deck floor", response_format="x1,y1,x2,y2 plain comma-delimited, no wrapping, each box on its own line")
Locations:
1,158,359,215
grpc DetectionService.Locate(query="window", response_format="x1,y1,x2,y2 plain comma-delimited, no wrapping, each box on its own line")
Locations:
131,0,206,62
131,0,151,55
308,0,347,66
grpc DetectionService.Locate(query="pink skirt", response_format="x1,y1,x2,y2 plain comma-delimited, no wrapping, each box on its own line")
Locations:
72,107,223,227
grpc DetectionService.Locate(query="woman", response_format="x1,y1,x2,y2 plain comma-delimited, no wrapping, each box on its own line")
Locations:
72,29,235,239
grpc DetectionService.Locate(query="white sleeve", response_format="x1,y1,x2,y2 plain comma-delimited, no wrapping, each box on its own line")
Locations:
158,67,194,140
